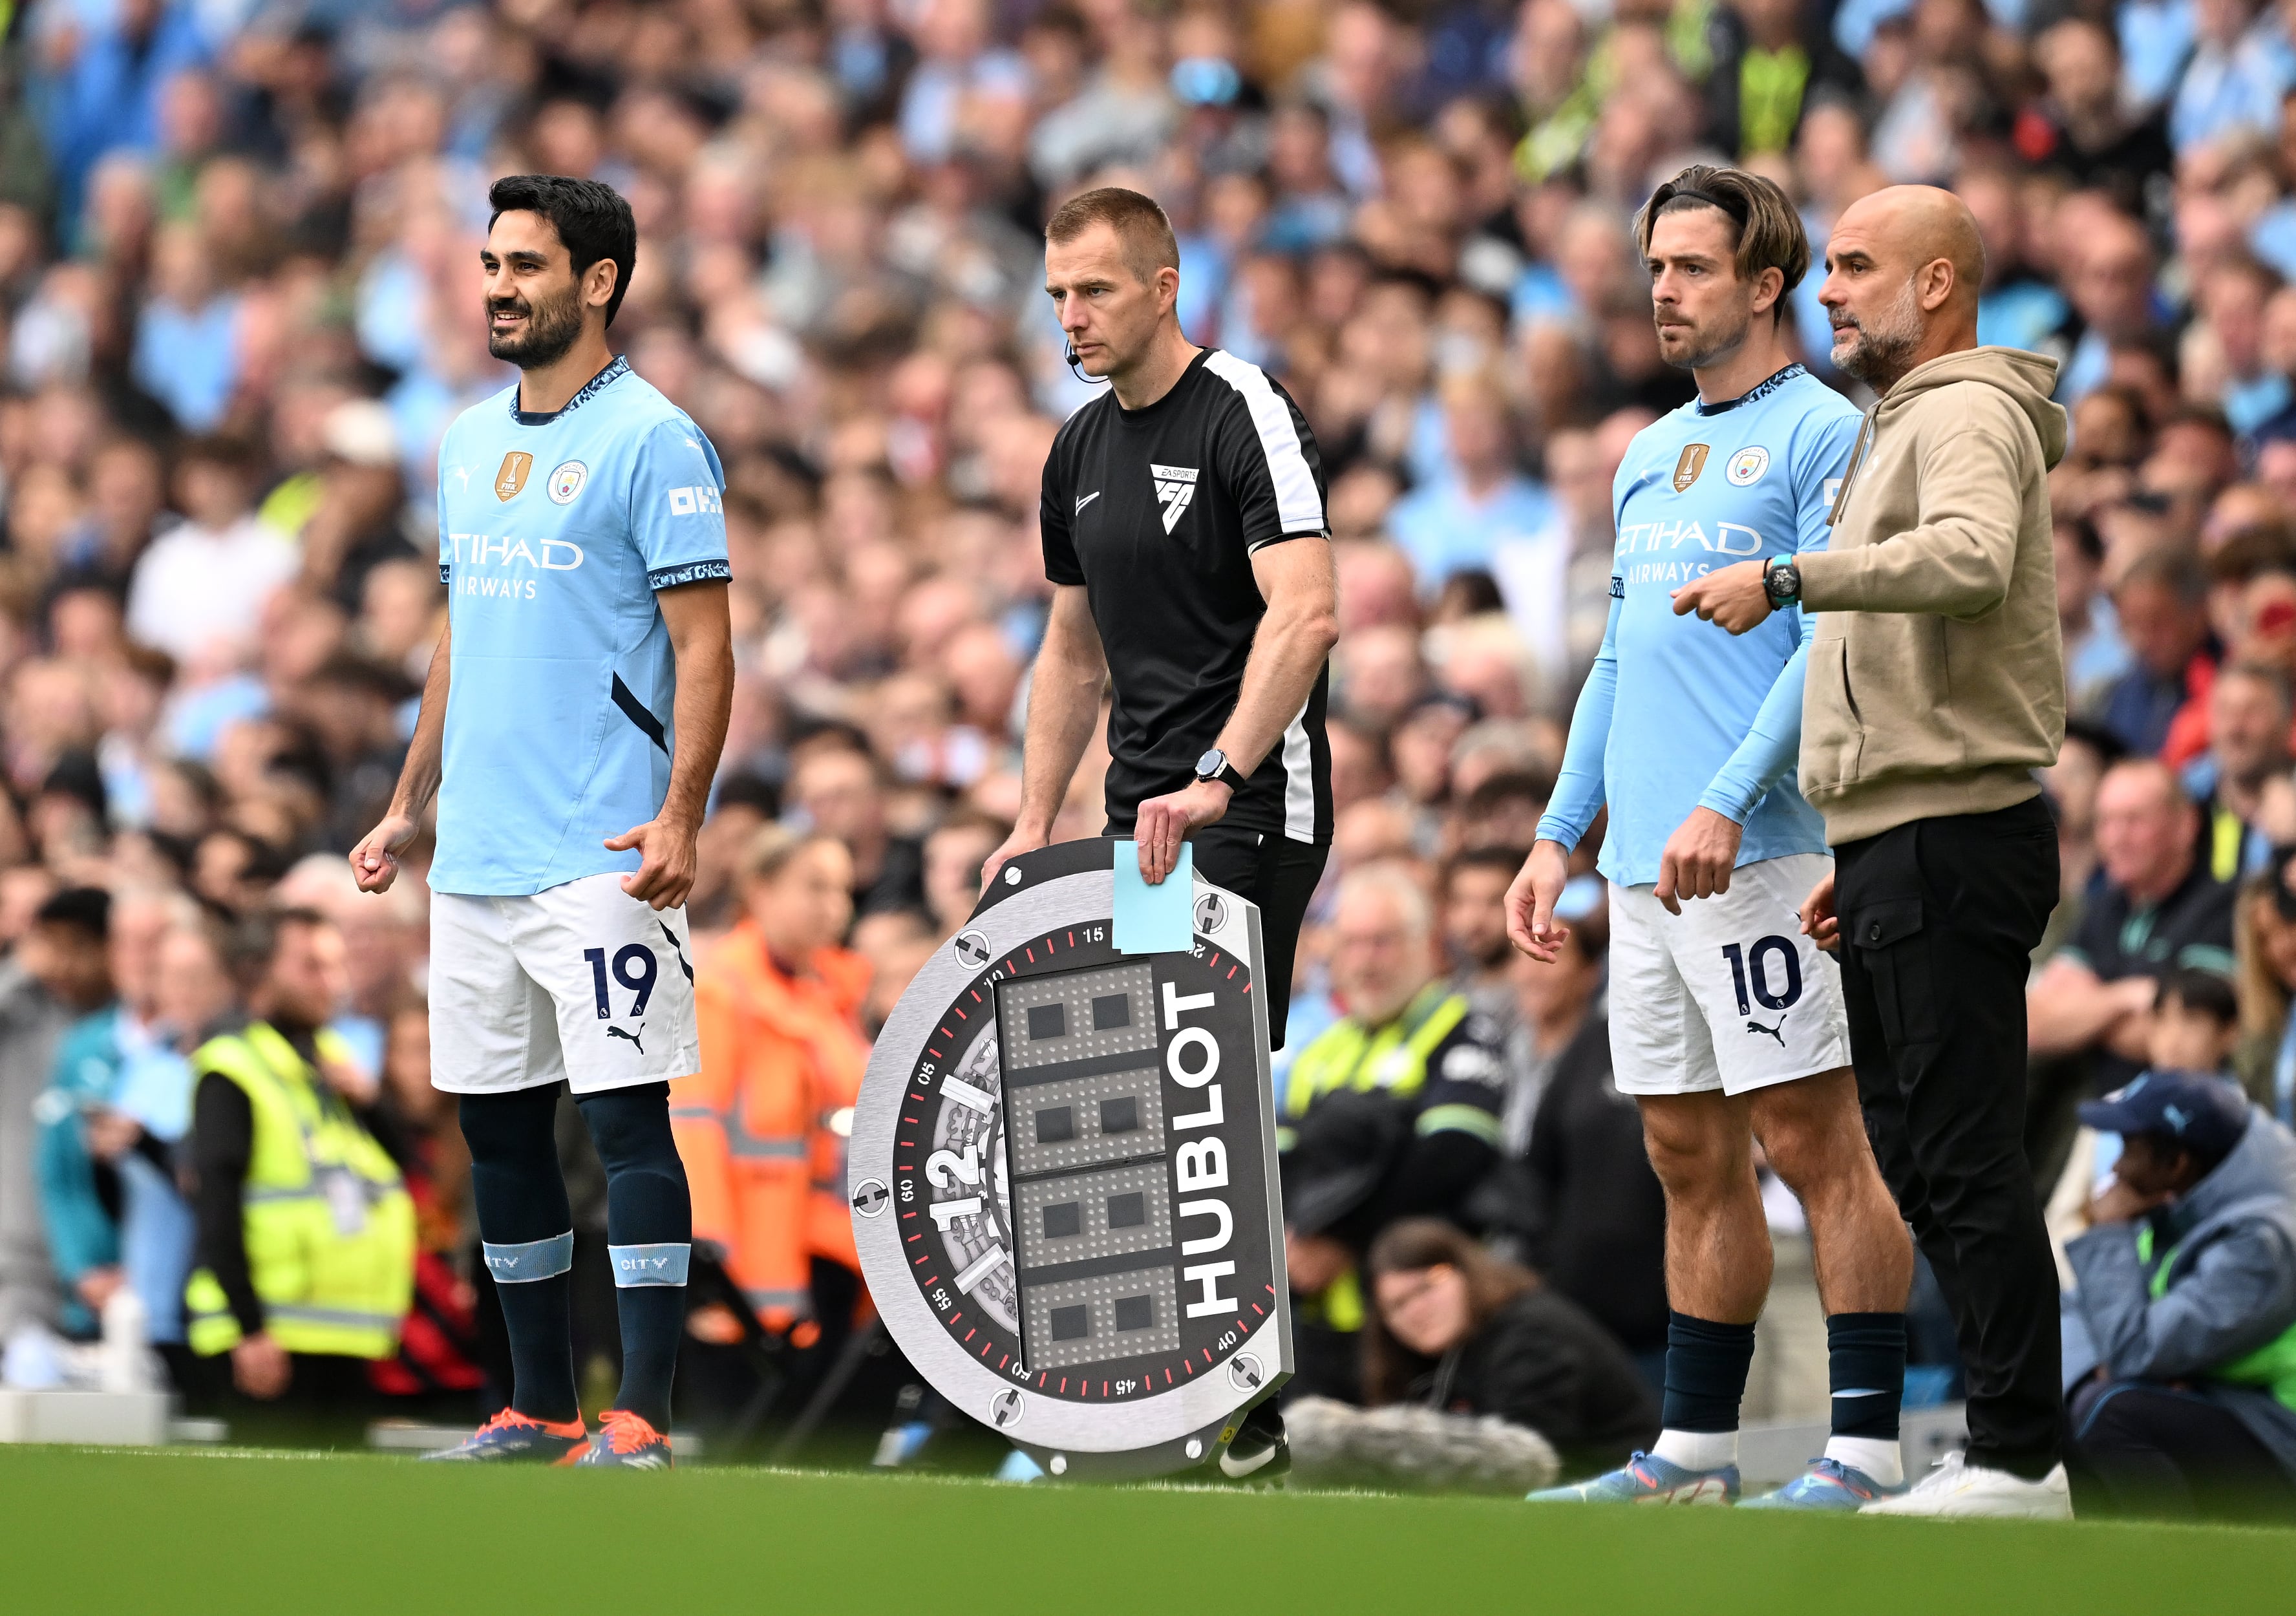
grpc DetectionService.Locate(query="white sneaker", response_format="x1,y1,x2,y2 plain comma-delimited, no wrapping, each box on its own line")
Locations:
1858,1451,2074,1520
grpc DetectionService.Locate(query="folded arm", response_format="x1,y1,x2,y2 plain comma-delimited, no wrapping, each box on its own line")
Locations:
1795,414,2034,620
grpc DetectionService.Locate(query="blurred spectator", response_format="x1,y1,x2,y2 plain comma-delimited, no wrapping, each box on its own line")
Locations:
19,889,115,1336
2171,0,2296,155
1480,896,1668,1383
674,827,867,1345
2061,209,2164,403
920,808,1008,939
2032,760,2240,1166
32,886,136,1341
2062,1072,2296,1519
182,909,412,1419
790,743,928,920
119,912,237,1372
2048,966,2244,1272
1281,866,1507,1395
131,222,242,434
2057,515,2131,712
1361,1218,1657,1481
1387,371,1553,591
124,437,299,664
2099,550,2218,762
1438,844,1523,1025
2021,21,2173,207
2234,845,2296,1122
2183,663,2294,883
367,992,482,1411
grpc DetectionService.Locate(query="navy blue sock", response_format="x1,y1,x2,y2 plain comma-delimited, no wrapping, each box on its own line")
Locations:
577,1083,691,1432
1827,1312,1907,1440
1662,1312,1758,1434
460,1087,579,1424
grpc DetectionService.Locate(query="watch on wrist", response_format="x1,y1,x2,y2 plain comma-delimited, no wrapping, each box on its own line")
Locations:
1763,553,1802,606
1195,748,1248,792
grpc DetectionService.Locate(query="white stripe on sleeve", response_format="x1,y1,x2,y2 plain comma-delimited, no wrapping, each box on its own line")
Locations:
1203,349,1325,538
1280,697,1315,843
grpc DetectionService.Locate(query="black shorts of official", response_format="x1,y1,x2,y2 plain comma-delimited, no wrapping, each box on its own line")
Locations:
1112,819,1326,1052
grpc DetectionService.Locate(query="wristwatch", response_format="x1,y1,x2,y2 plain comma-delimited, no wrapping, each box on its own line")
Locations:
1195,748,1248,792
1763,553,1802,606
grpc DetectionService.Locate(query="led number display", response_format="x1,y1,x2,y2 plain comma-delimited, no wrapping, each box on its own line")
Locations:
848,840,1290,1476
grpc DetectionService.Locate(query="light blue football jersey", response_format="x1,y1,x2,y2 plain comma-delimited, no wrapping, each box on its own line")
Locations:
1537,365,1862,888
429,356,730,897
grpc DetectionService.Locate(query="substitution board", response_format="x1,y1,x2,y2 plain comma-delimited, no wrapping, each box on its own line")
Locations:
848,838,1292,1477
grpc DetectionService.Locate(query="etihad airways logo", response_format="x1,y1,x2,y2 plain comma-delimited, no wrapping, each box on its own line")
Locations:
445,531,586,601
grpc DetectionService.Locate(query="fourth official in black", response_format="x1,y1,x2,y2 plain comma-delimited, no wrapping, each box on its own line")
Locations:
983,186,1337,1050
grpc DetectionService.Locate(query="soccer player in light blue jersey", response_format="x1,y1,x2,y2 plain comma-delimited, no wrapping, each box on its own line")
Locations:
350,176,734,1469
1509,168,1915,1510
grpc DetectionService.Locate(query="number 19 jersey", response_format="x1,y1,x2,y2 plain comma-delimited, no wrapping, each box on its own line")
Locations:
429,357,730,897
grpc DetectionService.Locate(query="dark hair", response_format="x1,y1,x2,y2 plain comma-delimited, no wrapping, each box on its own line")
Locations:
2055,512,2103,566
175,434,264,476
487,174,638,327
2206,521,2296,584
1044,186,1180,283
226,905,333,988
1360,1219,1538,1406
2158,965,2239,1027
33,887,111,944
1442,845,1528,893
1462,766,1558,817
1636,164,1812,324
928,805,1015,845
2114,546,2209,608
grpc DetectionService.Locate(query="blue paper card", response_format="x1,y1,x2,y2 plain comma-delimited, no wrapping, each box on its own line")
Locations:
1112,840,1193,955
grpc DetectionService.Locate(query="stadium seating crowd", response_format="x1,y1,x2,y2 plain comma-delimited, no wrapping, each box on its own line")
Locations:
1,0,2295,1507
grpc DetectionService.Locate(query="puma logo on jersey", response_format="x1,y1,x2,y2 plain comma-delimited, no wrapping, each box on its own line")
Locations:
1745,1016,1787,1047
608,1025,646,1054
1151,463,1199,533
1074,491,1101,515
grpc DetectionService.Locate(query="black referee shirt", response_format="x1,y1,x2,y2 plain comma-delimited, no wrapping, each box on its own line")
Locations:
1039,346,1334,844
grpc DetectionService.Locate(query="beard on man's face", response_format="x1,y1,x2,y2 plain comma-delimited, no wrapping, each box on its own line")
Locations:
487,280,586,368
1655,298,1753,372
1832,279,1924,388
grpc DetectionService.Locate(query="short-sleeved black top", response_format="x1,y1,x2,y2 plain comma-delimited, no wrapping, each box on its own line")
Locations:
1039,347,1332,844
2063,860,2238,1089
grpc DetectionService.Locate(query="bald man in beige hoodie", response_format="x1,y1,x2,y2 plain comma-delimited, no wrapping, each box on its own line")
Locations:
1674,186,2074,1519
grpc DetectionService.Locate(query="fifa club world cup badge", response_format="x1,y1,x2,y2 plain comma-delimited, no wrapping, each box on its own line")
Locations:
849,839,1292,1478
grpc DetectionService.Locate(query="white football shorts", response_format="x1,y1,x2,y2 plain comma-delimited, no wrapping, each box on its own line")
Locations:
430,871,700,1096
1607,851,1851,1098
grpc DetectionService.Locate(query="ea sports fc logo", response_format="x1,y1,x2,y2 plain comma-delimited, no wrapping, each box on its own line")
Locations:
548,461,588,504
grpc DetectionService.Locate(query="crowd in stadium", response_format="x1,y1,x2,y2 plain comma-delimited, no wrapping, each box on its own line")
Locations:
1,0,2295,1511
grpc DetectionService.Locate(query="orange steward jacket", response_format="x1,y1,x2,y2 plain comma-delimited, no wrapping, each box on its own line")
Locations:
672,922,872,1330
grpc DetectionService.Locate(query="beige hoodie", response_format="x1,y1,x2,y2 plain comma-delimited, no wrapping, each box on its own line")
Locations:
1795,346,2068,844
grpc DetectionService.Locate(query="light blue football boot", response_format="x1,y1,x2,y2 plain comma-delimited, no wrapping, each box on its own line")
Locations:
1526,1451,1739,1504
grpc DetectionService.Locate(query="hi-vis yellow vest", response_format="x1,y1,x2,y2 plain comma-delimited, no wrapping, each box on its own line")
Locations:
185,1023,415,1360
1280,984,1476,1334
2142,1224,2296,1411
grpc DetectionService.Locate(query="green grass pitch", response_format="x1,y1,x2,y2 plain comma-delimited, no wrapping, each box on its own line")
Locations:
4,1445,2292,1614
